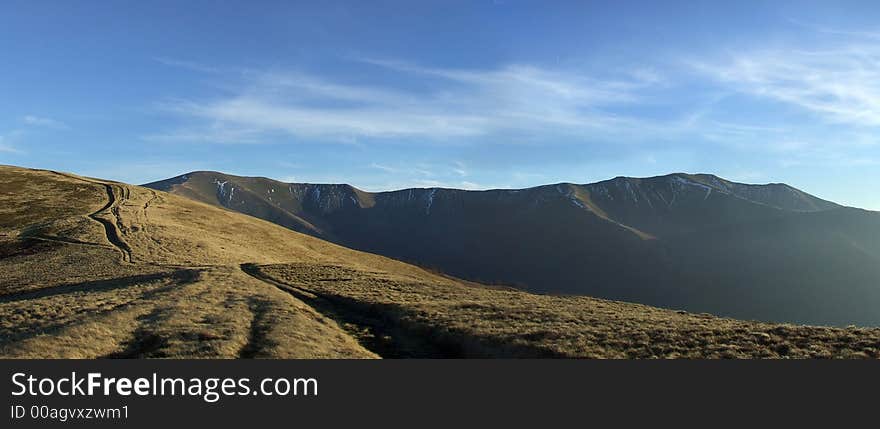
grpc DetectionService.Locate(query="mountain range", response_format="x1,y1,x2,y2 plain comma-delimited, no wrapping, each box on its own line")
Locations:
146,171,880,327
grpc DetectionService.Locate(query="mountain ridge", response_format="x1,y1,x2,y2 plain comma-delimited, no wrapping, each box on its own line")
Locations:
145,169,880,327
145,170,840,242
146,171,838,208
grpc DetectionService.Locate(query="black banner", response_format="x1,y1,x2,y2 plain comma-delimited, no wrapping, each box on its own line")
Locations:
1,360,875,428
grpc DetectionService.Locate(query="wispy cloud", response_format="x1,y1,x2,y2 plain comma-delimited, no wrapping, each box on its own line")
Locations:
153,59,668,144
691,43,880,127
153,57,222,74
785,18,880,41
451,161,468,177
369,162,438,176
368,178,490,191
22,115,68,129
369,163,399,173
0,140,19,154
142,122,267,144
0,133,24,155
81,160,210,185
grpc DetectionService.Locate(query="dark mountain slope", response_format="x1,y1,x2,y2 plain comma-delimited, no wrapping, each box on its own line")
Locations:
145,172,880,326
662,207,880,326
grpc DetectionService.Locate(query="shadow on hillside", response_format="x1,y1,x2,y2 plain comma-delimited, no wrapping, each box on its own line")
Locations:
0,270,200,304
240,263,565,358
101,305,173,359
237,297,271,359
0,270,202,352
0,237,59,260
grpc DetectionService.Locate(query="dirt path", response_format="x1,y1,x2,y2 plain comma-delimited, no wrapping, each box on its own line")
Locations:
240,263,317,298
47,171,134,263
96,183,133,263
143,190,159,220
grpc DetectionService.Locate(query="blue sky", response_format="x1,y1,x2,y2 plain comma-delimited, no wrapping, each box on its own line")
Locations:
2,1,880,209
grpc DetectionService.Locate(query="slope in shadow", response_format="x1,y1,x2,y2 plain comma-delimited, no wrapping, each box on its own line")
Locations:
0,239,58,260
237,297,271,359
102,306,172,359
240,263,564,358
241,264,464,357
0,270,199,304
1,270,202,350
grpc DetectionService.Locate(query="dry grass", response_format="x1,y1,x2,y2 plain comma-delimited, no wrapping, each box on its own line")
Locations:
0,166,410,358
255,263,880,358
2,165,879,359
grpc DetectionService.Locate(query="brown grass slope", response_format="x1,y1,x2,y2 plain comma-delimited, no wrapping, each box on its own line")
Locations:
3,165,880,358
0,165,431,358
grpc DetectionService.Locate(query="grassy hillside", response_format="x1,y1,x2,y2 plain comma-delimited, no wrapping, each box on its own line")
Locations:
146,171,880,327
4,165,880,358
0,166,433,358
248,262,880,358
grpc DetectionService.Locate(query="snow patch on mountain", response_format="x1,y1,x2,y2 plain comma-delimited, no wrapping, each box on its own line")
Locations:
425,188,438,214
